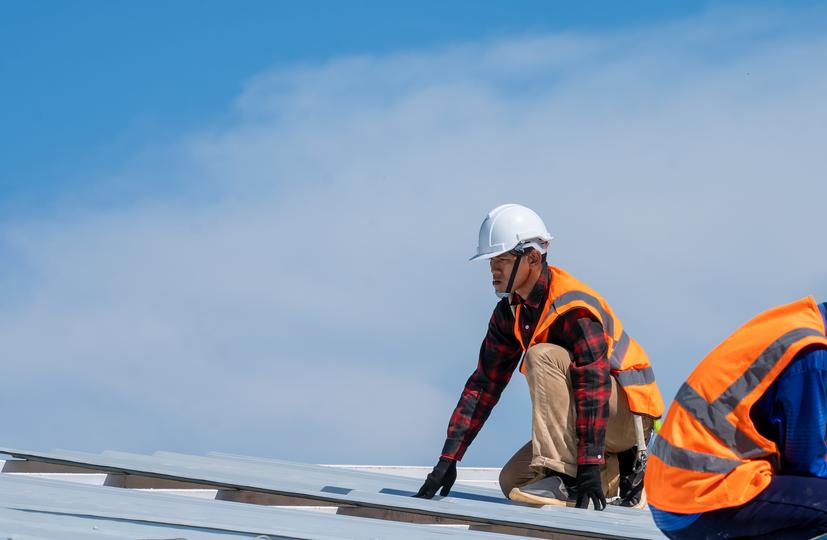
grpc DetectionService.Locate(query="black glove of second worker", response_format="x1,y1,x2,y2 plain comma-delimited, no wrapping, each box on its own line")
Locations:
414,457,457,498
574,464,606,510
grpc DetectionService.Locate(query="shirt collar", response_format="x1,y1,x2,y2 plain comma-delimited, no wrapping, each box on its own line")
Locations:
510,265,550,308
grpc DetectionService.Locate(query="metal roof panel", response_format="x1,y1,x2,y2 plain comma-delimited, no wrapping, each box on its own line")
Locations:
0,474,517,540
0,447,665,539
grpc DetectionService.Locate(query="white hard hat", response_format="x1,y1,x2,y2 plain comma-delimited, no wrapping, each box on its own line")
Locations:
470,204,552,261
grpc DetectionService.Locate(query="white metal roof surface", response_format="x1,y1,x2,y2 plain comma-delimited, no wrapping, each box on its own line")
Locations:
0,447,666,540
0,473,521,540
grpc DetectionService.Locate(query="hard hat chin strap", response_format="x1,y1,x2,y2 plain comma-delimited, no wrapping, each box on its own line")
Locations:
502,251,523,296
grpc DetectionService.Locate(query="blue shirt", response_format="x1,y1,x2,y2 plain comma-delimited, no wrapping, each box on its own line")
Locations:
650,302,827,531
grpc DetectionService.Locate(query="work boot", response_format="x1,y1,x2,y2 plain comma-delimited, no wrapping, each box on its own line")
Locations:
610,448,647,509
508,471,576,507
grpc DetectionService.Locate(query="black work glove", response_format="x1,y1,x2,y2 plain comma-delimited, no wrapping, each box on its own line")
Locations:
574,464,606,510
611,448,647,507
413,457,457,499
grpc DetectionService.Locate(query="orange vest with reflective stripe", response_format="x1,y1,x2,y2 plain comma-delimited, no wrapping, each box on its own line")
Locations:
513,266,664,418
646,296,827,513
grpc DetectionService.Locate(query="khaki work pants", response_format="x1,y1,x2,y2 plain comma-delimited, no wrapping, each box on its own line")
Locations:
499,343,647,498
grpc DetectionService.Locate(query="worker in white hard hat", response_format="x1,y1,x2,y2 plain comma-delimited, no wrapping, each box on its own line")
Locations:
414,204,664,510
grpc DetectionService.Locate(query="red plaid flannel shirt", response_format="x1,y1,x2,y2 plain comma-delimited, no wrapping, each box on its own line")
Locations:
440,265,612,465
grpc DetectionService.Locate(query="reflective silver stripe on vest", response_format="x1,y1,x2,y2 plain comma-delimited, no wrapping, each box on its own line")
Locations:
675,382,767,459
616,366,656,386
715,328,824,415
658,327,824,469
650,434,741,474
610,330,630,370
548,290,615,338
548,291,654,387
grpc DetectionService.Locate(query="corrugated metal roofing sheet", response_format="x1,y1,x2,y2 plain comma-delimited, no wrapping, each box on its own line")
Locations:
0,447,665,539
0,505,280,540
0,473,518,540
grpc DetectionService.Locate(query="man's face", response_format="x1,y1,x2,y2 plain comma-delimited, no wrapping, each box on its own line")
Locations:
489,251,530,294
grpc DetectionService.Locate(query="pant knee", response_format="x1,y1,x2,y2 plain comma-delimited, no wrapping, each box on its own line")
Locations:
498,469,513,497
499,442,534,497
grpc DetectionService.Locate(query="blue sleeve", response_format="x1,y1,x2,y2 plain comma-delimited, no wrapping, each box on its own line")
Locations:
770,347,827,477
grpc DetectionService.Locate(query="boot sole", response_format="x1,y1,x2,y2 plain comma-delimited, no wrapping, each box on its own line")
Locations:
508,487,574,507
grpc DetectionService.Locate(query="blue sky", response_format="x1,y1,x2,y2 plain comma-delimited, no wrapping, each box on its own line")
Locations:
0,0,781,210
1,2,826,466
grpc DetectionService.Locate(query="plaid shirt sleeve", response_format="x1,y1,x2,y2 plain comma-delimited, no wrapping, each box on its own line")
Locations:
549,308,612,465
440,299,522,461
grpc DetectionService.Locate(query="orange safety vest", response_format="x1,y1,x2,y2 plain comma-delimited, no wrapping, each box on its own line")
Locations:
513,266,664,418
646,296,827,513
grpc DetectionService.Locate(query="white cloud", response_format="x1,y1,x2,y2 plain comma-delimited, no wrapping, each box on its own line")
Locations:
1,6,826,466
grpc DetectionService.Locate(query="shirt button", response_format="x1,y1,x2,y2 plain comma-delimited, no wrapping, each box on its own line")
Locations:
524,325,529,330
